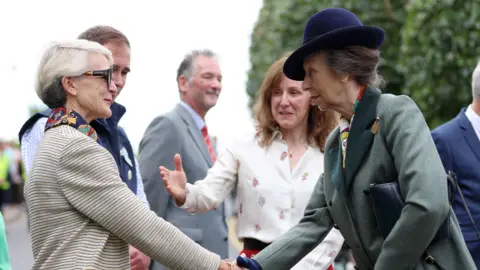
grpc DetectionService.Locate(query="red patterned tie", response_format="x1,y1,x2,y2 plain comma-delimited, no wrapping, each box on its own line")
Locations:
201,126,216,163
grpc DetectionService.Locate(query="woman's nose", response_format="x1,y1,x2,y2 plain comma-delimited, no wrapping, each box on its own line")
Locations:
280,93,290,105
302,80,311,91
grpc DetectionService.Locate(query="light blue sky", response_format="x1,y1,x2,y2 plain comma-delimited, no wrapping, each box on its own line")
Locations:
1,0,263,152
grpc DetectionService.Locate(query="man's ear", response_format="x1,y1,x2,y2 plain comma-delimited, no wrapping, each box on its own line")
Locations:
61,76,77,96
177,75,189,95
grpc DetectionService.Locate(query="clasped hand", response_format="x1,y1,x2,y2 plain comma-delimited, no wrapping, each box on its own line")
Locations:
218,259,246,270
218,254,260,270
161,157,257,270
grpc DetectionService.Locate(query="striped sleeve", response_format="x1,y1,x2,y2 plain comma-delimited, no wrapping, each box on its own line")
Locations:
57,135,220,270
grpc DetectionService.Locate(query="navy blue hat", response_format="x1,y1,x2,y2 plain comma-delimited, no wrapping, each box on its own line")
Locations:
284,7,385,81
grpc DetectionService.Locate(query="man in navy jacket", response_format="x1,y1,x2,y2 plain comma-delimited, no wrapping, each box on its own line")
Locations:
432,62,480,268
18,26,151,270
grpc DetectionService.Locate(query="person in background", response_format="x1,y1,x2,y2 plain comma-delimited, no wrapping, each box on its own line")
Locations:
3,142,23,204
138,49,228,269
18,25,150,270
161,54,344,270
0,143,11,213
432,61,480,267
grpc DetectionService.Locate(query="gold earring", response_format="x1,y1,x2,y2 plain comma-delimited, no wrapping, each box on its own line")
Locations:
317,105,326,111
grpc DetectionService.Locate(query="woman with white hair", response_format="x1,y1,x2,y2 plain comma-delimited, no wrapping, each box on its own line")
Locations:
25,39,233,270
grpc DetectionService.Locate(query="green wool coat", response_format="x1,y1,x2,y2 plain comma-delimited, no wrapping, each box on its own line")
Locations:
252,86,476,270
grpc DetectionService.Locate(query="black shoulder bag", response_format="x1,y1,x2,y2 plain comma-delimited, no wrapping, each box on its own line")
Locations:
367,171,479,268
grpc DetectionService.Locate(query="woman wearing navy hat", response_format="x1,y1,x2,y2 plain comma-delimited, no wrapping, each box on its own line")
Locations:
235,7,476,270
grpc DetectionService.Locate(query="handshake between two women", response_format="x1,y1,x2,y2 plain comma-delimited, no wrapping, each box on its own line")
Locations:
160,154,262,270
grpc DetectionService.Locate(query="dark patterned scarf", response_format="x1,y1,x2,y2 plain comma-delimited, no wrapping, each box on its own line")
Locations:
45,107,100,144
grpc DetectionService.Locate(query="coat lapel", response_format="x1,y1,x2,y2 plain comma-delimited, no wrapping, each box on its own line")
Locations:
329,145,348,199
325,127,348,198
458,109,480,162
345,86,381,192
175,105,213,166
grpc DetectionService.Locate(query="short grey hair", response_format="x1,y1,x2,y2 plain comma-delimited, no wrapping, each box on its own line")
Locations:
176,49,217,83
324,46,384,88
472,61,480,99
35,39,113,108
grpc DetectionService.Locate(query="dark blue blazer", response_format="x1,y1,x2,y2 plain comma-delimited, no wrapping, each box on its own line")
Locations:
432,108,480,267
18,103,138,194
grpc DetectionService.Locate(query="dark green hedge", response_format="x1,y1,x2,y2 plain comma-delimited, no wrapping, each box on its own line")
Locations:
400,0,480,127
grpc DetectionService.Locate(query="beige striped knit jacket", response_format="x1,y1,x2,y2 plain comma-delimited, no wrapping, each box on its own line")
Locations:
25,125,221,269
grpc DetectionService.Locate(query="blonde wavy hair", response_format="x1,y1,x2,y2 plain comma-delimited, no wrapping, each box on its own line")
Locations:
253,53,339,152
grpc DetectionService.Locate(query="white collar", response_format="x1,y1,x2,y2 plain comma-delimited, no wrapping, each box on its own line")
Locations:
268,128,311,148
465,105,480,134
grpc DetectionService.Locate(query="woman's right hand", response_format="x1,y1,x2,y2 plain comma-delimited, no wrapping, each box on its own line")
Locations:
160,154,187,206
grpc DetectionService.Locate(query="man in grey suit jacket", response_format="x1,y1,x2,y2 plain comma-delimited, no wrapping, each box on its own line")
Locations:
138,49,228,269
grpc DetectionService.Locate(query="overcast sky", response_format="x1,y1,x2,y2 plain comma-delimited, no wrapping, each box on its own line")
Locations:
0,0,263,152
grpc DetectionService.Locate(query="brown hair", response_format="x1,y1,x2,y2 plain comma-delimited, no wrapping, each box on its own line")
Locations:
325,46,384,88
253,54,339,152
77,25,130,48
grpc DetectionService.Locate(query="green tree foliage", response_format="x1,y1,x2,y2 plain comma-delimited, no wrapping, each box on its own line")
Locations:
247,0,480,127
246,0,292,108
400,0,480,128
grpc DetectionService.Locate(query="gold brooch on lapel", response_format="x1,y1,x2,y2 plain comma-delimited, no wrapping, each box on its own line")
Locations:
371,117,380,135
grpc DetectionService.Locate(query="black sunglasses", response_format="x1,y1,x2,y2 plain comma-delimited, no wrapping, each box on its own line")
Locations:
83,68,113,88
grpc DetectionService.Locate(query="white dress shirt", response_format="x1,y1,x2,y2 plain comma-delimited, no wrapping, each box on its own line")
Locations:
182,131,344,270
466,105,480,141
20,117,149,207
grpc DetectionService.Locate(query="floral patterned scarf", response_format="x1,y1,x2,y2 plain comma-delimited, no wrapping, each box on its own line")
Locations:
45,107,100,144
339,86,366,170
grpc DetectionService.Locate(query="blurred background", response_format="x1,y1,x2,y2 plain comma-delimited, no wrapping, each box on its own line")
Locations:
2,0,480,269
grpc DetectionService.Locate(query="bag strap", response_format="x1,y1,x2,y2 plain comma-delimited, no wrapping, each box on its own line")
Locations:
449,171,480,240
